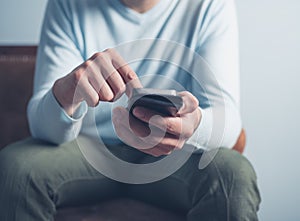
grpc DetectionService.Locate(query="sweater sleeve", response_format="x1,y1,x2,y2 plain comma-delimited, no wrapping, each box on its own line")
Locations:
27,0,87,144
186,0,242,149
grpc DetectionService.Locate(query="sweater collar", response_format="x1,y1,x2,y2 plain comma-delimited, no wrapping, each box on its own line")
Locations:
109,0,174,24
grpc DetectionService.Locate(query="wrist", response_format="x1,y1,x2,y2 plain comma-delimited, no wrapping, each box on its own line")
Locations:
52,79,81,116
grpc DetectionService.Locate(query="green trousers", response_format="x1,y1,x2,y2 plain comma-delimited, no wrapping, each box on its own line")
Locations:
0,136,260,221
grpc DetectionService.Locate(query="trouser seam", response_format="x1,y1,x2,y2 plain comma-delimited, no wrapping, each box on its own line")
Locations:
18,149,56,221
20,150,109,220
212,159,230,221
24,168,56,221
187,158,231,219
52,176,115,205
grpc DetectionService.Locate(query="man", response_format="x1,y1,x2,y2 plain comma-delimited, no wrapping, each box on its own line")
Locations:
0,0,260,220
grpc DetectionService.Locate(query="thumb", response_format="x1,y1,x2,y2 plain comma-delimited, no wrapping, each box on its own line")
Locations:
177,91,199,115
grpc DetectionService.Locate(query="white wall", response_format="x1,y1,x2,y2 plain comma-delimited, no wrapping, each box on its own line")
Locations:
0,0,47,44
236,1,300,220
1,0,300,220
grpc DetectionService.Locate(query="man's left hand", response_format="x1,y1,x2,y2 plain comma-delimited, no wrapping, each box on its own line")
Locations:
112,91,202,157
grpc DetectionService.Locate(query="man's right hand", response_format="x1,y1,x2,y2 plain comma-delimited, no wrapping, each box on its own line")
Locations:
53,48,142,116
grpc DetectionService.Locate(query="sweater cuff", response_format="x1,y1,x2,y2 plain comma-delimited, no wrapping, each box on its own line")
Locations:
46,89,88,123
185,107,213,150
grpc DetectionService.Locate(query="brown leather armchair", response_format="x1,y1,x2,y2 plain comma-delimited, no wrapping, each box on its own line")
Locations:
0,46,246,221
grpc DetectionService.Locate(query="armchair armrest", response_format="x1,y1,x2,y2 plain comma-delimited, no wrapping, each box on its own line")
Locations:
232,129,246,154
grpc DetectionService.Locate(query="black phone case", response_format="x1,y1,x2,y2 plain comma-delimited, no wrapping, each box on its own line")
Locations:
128,88,183,116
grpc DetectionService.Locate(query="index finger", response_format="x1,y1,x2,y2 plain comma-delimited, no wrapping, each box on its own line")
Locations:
108,49,143,97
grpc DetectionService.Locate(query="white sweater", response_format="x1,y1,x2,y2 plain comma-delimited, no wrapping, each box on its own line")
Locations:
28,0,241,149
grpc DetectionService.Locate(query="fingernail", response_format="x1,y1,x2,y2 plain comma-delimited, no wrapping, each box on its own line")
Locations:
177,103,186,114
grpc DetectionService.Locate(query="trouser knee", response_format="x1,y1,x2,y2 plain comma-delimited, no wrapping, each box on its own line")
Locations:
0,141,39,195
187,148,261,221
0,139,54,203
0,139,66,220
212,148,261,219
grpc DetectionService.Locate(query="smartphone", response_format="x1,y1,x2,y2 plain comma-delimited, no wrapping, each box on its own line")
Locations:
128,88,183,116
